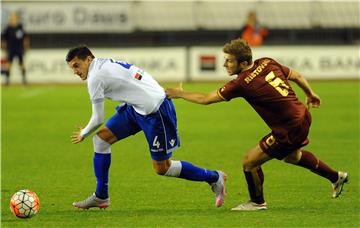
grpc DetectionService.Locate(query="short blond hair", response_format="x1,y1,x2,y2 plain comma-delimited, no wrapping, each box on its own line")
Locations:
222,38,252,64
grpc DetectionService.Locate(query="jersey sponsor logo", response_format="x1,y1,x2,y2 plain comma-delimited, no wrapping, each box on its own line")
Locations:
244,59,271,84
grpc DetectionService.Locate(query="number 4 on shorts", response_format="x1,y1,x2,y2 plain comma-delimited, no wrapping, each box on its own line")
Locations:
153,136,160,148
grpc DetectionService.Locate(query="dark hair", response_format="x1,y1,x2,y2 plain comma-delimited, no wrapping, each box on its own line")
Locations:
222,38,252,64
66,45,95,62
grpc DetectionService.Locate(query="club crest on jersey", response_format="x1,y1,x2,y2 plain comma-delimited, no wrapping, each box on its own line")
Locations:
134,73,142,80
134,69,144,80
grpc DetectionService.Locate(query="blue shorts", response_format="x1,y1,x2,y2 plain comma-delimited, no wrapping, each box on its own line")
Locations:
105,98,180,161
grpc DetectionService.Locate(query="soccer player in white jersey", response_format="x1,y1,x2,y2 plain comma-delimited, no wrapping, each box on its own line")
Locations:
66,45,226,209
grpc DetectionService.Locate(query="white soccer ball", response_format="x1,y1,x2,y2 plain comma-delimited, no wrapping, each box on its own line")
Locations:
10,189,40,218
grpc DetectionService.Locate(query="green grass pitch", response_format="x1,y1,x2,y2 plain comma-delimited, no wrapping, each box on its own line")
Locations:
1,81,359,227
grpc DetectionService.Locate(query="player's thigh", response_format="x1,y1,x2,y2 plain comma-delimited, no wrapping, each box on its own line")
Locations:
97,127,118,144
243,144,272,170
139,98,180,161
104,104,141,142
260,132,309,160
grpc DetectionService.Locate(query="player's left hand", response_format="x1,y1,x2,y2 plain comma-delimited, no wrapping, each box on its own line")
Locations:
71,125,84,144
165,82,183,98
306,93,321,109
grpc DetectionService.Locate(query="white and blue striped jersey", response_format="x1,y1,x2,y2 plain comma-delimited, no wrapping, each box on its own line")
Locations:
80,58,165,137
88,58,165,115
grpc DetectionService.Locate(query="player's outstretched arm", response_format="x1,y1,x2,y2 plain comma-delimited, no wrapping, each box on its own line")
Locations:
71,102,105,144
288,70,321,109
166,83,223,105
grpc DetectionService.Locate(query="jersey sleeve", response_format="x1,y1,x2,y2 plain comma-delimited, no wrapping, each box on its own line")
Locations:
88,75,105,104
80,71,106,138
217,79,243,101
80,101,105,138
278,61,291,79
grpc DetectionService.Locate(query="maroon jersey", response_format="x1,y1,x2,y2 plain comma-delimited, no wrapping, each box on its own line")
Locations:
218,57,308,135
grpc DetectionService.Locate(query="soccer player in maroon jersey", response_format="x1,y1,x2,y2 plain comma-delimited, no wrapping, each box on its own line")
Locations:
165,38,348,211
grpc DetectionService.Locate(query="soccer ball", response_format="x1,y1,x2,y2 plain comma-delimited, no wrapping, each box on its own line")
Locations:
10,189,40,218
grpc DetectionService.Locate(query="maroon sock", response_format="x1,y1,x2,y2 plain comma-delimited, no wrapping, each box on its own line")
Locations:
297,150,338,183
244,168,265,204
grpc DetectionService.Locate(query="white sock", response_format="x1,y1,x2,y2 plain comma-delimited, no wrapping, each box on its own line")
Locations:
164,160,182,177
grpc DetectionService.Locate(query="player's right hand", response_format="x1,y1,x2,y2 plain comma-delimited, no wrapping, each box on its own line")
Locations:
71,125,84,144
165,82,183,98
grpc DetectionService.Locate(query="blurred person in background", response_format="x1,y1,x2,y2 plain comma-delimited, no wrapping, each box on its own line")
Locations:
1,11,30,85
66,45,226,209
240,11,268,47
166,38,348,211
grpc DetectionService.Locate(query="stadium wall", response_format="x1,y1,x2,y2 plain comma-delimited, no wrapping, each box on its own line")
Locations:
2,1,359,32
2,1,359,47
4,45,359,84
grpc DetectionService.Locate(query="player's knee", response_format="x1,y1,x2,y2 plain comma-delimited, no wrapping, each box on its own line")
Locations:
283,156,295,164
93,134,111,154
153,165,168,175
243,154,261,170
154,168,167,175
242,155,253,170
283,150,301,164
152,160,171,175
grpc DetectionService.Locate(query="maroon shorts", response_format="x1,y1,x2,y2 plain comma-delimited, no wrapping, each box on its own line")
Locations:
259,111,312,160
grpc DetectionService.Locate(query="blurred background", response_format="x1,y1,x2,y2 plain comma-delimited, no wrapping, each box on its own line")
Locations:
1,0,360,84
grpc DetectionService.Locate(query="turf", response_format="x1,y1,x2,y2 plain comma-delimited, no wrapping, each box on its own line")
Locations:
1,81,359,227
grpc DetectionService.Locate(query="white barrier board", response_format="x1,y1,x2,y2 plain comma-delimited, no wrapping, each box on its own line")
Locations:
190,45,360,80
3,47,187,84
2,45,359,84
